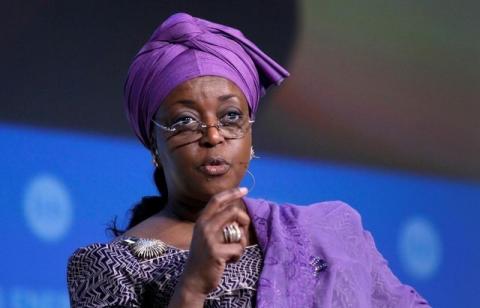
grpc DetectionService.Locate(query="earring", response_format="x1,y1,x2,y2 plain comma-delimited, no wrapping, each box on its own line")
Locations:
151,147,161,168
245,169,256,192
152,156,159,168
250,146,259,160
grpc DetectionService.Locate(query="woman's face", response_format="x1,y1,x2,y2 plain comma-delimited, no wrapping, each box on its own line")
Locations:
153,76,252,202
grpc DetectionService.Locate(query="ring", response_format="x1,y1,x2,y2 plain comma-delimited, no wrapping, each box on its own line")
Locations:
223,222,242,243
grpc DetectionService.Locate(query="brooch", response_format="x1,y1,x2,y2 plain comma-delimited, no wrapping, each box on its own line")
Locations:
125,238,168,259
310,256,328,276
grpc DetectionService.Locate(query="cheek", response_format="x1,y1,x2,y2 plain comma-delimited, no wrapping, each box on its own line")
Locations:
162,150,194,179
159,150,201,196
231,135,252,171
242,138,252,162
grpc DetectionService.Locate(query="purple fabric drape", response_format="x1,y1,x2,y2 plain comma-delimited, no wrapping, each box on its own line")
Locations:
244,197,431,307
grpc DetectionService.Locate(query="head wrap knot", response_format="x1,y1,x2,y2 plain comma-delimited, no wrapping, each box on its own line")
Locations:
124,12,289,148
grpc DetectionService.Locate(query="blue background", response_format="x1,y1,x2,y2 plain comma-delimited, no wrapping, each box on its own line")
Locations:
1,123,479,307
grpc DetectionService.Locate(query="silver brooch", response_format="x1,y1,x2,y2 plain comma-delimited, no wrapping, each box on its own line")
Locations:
128,238,168,259
310,256,328,276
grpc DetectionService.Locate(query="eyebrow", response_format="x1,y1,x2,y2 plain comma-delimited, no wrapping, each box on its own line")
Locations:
172,94,239,106
159,94,242,120
218,94,239,102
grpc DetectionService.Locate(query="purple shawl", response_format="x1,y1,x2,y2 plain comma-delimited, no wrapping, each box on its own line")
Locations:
244,197,431,307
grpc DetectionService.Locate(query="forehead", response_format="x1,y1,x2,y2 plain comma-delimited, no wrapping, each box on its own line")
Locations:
159,76,249,112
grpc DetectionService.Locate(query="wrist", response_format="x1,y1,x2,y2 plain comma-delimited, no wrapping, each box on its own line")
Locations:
170,280,207,307
181,285,208,303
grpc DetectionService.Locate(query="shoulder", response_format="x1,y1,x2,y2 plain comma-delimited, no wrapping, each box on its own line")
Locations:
67,240,147,307
68,240,128,264
245,197,367,249
246,197,362,228
67,240,145,281
286,199,359,218
295,200,364,231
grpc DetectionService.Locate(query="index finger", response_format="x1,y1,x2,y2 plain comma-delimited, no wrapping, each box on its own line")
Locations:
201,187,248,218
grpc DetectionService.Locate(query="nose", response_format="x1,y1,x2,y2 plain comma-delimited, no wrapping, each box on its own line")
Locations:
199,123,225,147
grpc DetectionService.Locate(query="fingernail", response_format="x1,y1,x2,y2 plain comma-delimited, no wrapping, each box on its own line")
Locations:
239,187,248,194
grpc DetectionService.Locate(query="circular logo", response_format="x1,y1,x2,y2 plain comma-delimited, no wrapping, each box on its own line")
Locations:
23,174,73,242
398,216,442,280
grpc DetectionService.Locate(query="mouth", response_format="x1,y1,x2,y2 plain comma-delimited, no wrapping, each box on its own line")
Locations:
198,157,231,176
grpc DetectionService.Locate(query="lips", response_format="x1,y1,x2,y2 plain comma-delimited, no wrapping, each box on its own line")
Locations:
198,157,231,176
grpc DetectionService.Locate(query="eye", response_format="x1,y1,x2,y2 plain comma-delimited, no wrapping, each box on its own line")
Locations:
220,111,243,124
170,116,197,130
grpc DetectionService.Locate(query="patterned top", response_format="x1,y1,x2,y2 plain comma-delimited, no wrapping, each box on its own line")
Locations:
68,198,431,307
67,237,262,307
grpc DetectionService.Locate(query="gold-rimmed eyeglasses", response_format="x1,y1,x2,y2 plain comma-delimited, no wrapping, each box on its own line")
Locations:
152,113,254,144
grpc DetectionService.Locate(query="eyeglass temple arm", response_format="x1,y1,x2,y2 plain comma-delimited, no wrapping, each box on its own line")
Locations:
151,119,175,132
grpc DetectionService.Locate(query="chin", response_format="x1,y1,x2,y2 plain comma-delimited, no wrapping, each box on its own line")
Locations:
191,177,240,200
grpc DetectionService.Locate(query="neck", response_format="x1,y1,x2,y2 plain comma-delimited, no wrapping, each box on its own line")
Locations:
159,194,257,246
161,195,207,223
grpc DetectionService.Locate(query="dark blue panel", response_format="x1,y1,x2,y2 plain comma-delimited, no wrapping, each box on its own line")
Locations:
1,123,478,307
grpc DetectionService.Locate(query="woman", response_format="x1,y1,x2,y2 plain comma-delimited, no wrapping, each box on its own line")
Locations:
67,13,430,307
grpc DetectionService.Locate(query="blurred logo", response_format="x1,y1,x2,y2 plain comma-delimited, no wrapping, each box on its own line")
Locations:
399,216,442,280
23,174,73,242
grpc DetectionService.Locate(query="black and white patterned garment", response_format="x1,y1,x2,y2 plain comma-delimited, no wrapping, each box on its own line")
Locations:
67,237,262,307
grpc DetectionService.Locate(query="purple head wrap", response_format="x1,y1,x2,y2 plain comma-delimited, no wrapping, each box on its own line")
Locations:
124,12,289,148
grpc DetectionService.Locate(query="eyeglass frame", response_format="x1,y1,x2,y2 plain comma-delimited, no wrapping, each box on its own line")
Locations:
151,117,255,140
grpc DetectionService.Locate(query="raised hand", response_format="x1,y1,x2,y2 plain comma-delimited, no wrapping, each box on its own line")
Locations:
169,187,250,307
